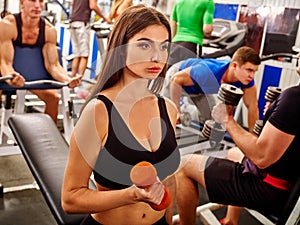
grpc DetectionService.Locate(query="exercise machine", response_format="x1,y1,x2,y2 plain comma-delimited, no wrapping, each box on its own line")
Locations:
91,21,113,61
202,18,246,58
0,46,77,144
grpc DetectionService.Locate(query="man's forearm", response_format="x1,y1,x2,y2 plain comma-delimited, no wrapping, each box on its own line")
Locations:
247,107,259,133
226,118,259,160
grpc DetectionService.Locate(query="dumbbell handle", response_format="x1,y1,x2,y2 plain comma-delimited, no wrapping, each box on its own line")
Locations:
130,161,171,211
202,84,243,144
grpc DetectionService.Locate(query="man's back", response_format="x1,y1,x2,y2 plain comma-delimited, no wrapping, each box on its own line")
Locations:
171,0,214,45
70,0,91,23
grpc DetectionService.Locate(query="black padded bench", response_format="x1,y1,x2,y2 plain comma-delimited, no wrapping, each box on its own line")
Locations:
8,113,96,225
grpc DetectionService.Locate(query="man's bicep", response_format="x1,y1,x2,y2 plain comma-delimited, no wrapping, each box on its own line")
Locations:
172,69,194,86
0,19,16,74
0,40,15,72
45,23,58,45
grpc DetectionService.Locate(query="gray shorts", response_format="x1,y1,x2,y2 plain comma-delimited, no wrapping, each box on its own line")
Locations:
161,61,216,123
161,61,184,98
70,21,90,57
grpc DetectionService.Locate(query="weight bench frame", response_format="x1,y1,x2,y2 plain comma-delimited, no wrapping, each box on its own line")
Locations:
8,113,96,225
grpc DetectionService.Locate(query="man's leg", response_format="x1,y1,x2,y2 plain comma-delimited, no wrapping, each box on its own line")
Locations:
222,147,245,225
175,168,199,225
78,56,88,76
78,57,88,75
222,206,242,225
175,154,208,225
30,89,59,124
71,57,80,77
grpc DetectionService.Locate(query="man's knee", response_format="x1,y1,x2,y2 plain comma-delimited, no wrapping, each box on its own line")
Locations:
38,91,59,106
227,147,244,163
47,93,59,105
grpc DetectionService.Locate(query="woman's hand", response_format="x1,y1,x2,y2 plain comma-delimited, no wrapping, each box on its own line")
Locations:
131,179,165,206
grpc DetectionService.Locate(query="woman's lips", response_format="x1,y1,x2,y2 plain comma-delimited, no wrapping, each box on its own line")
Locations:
147,67,161,73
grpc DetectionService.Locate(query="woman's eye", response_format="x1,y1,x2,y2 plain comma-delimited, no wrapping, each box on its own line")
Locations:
160,44,169,51
138,43,151,49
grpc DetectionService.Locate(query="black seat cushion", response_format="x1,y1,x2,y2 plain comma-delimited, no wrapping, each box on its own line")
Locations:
8,113,95,225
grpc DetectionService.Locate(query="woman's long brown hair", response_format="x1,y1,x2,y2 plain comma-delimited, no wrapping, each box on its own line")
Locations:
82,5,172,111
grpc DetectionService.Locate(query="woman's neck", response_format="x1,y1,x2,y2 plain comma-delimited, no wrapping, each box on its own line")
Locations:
113,78,153,123
115,77,152,101
114,67,153,100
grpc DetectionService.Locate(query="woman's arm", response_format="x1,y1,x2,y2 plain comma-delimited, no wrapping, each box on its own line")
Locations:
62,100,166,213
61,132,139,213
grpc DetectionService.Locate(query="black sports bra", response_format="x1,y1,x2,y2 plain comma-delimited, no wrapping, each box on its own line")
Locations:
93,95,180,189
13,13,45,47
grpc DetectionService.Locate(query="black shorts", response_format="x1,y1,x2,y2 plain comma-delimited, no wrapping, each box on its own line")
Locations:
204,157,289,215
80,214,168,225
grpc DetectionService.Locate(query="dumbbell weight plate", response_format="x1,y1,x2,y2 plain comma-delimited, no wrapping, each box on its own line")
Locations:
218,83,243,106
253,119,263,136
265,86,282,102
218,91,242,106
220,83,244,96
202,119,225,140
202,128,212,139
202,126,211,139
202,120,213,138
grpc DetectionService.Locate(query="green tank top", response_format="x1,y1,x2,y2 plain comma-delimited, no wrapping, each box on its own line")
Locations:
171,0,214,45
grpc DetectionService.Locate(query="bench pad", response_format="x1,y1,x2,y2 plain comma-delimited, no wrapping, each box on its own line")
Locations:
8,113,95,225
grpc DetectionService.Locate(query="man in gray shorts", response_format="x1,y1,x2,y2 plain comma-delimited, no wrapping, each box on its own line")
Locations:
161,60,217,125
70,0,110,78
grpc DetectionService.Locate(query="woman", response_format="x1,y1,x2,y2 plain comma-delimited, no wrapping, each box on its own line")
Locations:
62,5,180,225
108,0,133,22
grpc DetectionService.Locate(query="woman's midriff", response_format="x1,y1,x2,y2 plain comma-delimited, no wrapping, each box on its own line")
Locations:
93,184,166,225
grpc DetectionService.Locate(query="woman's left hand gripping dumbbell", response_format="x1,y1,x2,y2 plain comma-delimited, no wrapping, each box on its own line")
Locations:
130,161,171,211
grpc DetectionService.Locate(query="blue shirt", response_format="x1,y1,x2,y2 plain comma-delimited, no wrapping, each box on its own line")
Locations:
179,58,254,94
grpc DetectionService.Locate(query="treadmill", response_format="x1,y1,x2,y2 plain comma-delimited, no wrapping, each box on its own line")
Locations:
202,18,246,58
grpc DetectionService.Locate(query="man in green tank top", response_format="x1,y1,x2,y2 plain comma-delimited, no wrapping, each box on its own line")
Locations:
169,0,214,66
